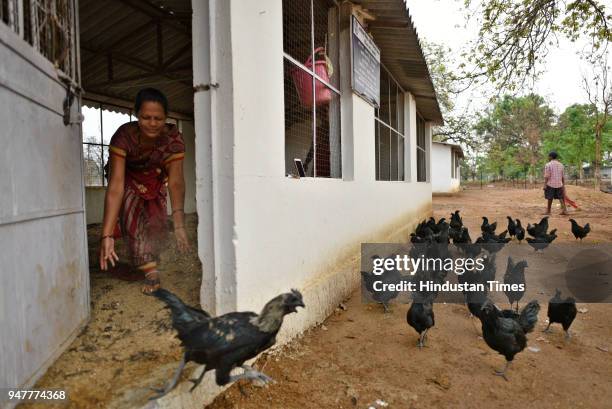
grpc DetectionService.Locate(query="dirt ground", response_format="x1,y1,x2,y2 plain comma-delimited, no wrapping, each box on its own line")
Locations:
22,186,612,409
21,214,203,409
206,185,612,409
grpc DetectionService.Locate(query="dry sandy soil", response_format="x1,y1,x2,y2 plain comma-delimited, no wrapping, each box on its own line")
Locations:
21,214,203,409
22,185,612,409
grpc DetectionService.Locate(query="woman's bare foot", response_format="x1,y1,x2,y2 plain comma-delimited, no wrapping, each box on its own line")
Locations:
142,271,161,294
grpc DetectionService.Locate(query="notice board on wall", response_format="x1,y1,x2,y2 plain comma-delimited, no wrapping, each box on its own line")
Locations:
351,15,381,107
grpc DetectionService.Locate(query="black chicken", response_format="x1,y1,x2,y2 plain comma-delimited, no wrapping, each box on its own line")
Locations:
526,229,557,252
527,216,549,238
466,289,488,319
481,217,497,235
515,219,525,243
434,223,450,244
450,210,463,230
406,293,435,348
362,255,403,312
426,217,440,234
478,300,540,381
497,230,510,241
150,288,304,398
458,252,492,294
410,232,431,244
506,216,517,238
545,289,578,340
463,254,495,321
436,218,449,234
415,220,429,237
451,226,472,244
503,257,527,311
460,241,482,258
476,232,508,253
569,219,591,241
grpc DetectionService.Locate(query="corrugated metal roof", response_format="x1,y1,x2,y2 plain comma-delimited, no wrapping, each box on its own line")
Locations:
353,0,444,124
79,0,193,117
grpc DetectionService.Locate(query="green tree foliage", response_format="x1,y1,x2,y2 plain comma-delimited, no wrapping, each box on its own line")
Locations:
475,94,555,178
542,104,596,178
544,103,612,176
462,0,612,90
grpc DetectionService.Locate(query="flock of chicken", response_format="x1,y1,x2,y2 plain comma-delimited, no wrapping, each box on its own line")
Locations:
145,211,592,400
365,210,591,380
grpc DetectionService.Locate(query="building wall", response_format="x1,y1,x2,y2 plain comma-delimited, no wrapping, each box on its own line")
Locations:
432,144,459,193
228,0,432,326
83,121,198,225
0,25,89,393
163,1,434,407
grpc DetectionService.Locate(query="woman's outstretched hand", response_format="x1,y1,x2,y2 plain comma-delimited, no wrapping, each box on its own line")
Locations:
100,237,119,270
174,227,190,253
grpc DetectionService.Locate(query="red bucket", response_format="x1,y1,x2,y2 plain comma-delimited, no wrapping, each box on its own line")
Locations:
292,47,333,107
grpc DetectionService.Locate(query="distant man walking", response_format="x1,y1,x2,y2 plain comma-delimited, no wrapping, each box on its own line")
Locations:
543,151,568,215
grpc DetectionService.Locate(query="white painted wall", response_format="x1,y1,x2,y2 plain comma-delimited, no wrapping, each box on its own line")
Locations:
164,1,435,407
83,120,197,225
0,24,89,394
227,0,432,324
431,143,460,193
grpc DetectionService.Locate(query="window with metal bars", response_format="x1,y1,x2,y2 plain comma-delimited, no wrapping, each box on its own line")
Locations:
1,0,77,79
375,66,405,181
283,0,341,178
416,115,427,182
451,151,455,178
81,102,178,187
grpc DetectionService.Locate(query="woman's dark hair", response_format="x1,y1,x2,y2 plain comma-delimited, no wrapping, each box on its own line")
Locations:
548,151,558,159
134,88,168,115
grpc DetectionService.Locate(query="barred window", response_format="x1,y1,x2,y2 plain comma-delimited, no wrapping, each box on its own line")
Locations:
1,0,77,78
375,67,405,181
451,151,456,178
283,0,341,178
416,115,427,182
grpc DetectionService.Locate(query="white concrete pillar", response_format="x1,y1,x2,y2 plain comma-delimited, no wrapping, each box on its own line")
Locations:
425,121,432,183
405,92,417,182
193,0,239,315
339,2,354,181
192,0,216,314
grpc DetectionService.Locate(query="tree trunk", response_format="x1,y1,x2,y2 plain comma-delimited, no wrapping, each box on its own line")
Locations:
595,123,602,190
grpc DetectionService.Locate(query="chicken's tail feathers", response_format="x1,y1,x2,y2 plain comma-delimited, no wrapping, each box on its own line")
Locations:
152,289,210,333
518,300,540,334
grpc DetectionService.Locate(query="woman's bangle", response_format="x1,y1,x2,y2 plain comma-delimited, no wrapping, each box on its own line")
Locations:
172,209,184,215
101,235,114,240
